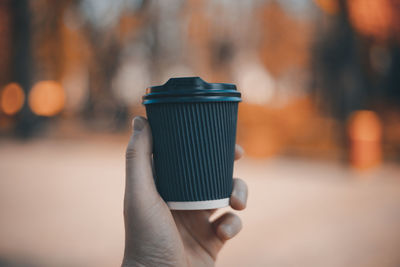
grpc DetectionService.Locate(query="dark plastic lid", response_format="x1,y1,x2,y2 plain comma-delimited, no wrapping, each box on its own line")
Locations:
142,77,241,104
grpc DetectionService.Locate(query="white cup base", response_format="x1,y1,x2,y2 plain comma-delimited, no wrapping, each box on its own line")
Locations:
167,198,230,210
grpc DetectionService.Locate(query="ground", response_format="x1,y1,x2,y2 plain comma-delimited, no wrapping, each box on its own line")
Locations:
1,138,400,267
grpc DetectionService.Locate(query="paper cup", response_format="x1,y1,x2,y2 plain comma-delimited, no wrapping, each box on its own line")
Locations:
143,77,241,210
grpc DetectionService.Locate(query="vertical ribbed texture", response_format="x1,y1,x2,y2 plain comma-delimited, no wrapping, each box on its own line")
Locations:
146,102,238,202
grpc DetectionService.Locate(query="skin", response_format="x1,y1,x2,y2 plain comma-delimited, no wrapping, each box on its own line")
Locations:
122,116,248,267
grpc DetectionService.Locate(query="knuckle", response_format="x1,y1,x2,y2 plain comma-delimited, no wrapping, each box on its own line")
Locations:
126,146,140,160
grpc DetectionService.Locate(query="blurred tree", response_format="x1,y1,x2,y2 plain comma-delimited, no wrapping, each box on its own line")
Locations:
312,0,368,122
30,0,67,82
313,0,400,159
79,0,148,130
11,0,38,137
0,0,12,87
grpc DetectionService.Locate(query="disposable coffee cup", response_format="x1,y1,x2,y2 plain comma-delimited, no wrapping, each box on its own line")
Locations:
143,77,241,210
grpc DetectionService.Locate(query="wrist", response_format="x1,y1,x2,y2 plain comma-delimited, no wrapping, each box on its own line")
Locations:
122,256,188,267
122,257,146,267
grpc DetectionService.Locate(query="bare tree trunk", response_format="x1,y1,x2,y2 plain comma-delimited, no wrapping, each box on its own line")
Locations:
12,0,38,137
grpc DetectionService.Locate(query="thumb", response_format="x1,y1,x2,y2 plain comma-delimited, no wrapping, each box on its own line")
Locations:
125,116,159,207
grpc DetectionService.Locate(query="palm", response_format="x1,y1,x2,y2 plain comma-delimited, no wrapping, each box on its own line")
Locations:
123,197,217,266
173,210,221,266
138,199,236,266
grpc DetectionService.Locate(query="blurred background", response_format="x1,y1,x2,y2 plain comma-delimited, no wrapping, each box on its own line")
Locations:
1,0,400,266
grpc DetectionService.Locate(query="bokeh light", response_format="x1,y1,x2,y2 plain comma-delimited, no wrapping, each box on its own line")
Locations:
0,82,25,115
347,0,393,40
348,110,382,142
348,110,382,170
28,81,65,117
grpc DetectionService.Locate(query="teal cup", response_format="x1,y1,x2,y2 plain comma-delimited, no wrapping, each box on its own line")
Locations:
143,77,241,210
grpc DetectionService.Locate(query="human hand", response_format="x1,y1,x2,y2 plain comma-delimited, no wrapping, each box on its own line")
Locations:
122,116,248,267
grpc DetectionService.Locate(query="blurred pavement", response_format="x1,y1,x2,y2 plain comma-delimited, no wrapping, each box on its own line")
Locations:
1,139,400,267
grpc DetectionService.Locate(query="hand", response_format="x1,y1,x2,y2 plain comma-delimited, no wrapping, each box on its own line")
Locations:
122,116,248,267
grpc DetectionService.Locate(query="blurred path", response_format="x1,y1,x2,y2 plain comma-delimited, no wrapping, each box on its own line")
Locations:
0,139,400,267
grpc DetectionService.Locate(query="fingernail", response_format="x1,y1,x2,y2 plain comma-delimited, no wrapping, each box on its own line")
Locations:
220,224,233,238
231,188,247,210
133,117,145,132
237,189,246,205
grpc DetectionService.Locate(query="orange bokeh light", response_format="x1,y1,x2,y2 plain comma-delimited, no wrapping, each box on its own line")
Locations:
0,83,25,115
348,110,382,170
28,81,65,117
348,110,382,142
347,0,393,40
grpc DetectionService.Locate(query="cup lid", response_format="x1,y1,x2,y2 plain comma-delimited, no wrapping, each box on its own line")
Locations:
142,77,241,104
